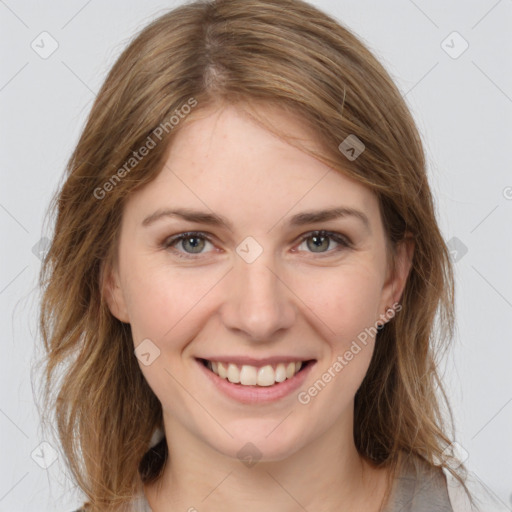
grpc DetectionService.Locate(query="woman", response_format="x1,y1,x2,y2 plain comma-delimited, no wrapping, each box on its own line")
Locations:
37,0,477,510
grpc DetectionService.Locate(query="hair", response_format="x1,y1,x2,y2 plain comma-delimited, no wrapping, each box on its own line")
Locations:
35,0,476,510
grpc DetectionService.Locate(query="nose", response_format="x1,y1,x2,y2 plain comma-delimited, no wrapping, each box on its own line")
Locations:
220,252,297,342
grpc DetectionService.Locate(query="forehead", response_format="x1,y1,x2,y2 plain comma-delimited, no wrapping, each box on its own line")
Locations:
123,103,379,229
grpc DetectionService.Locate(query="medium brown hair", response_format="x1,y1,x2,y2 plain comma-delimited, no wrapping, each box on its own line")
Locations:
36,0,475,509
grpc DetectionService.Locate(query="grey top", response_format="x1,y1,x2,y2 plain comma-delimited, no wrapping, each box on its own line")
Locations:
382,454,453,512
73,455,454,512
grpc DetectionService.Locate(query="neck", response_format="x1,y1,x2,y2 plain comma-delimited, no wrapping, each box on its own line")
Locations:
144,410,390,512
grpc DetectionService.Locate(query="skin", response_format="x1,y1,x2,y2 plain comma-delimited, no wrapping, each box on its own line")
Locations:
103,102,414,512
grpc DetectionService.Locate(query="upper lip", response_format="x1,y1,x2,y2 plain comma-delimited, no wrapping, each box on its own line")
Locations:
197,356,315,366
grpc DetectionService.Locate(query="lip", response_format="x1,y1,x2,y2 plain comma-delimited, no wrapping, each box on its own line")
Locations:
198,355,313,366
195,357,316,404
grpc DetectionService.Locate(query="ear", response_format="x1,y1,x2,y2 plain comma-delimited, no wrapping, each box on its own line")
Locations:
378,233,414,321
100,260,130,323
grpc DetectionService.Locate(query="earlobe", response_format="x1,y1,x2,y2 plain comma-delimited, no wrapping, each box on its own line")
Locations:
100,262,130,323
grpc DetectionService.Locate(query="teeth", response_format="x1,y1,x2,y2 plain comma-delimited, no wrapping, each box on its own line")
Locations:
275,363,287,383
257,365,274,386
227,363,240,383
206,360,304,386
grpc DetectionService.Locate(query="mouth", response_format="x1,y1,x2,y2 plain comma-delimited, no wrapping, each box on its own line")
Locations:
197,358,316,387
196,356,317,404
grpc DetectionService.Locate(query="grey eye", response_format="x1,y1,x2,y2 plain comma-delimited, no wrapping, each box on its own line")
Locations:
306,234,331,252
178,235,207,253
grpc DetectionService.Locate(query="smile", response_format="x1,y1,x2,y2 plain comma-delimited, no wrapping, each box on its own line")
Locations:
196,358,316,404
202,359,307,386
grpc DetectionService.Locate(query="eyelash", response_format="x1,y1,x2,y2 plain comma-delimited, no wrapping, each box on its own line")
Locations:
161,230,352,260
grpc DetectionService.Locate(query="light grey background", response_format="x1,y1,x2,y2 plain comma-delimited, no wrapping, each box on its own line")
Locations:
1,1,511,511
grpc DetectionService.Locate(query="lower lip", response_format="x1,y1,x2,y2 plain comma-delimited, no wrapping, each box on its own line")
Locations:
196,358,316,404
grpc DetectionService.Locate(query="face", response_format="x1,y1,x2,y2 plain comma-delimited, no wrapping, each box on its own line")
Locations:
104,103,412,462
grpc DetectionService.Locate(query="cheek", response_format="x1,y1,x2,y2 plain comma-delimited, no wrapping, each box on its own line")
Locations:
121,257,224,343
292,261,384,342
294,266,383,414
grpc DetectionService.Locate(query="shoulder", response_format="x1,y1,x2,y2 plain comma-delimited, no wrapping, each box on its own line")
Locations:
384,454,454,512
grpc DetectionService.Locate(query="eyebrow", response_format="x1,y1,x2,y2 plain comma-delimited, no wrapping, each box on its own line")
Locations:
142,206,371,232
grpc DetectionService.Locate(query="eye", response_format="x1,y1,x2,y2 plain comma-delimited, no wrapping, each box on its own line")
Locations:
161,229,352,260
162,231,215,258
295,230,352,255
